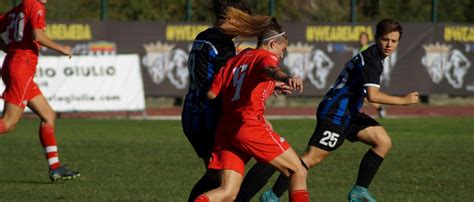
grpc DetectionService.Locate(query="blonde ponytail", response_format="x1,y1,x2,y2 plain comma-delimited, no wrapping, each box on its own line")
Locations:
220,7,273,38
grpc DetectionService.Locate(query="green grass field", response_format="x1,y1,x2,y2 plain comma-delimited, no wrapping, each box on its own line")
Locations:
0,117,473,201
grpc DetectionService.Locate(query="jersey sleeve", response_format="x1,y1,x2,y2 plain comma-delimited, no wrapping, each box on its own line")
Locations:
361,59,382,88
257,53,280,79
209,65,225,96
27,2,46,30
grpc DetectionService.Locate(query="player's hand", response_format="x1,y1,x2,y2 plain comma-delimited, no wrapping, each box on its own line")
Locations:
403,92,419,105
273,81,293,97
285,76,303,93
60,46,73,58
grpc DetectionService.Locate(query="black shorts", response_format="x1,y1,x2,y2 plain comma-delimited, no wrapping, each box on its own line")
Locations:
308,113,380,151
181,104,221,159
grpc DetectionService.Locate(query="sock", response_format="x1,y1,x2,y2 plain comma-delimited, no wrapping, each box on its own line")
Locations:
39,123,61,170
356,149,384,188
194,195,210,202
272,173,290,197
188,174,220,202
289,190,309,202
0,119,6,134
235,162,277,202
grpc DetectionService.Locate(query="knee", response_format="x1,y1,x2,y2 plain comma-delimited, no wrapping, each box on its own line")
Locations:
7,124,16,132
379,135,392,150
302,152,326,168
304,156,324,168
374,133,392,154
1,124,16,134
42,112,57,125
290,163,308,179
2,120,17,133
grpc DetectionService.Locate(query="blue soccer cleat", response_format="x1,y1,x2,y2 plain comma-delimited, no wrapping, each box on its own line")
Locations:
260,189,280,202
348,185,376,202
49,165,80,182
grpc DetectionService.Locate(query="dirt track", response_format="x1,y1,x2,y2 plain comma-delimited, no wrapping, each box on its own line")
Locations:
44,105,474,119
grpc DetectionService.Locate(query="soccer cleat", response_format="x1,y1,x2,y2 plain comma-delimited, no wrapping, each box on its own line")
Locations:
348,185,376,202
49,165,80,182
260,189,280,202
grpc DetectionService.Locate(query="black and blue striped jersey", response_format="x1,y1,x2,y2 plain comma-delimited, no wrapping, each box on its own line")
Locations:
317,44,384,125
184,27,236,112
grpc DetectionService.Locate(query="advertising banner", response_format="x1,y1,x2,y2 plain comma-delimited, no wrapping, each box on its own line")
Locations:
13,22,474,96
0,54,145,112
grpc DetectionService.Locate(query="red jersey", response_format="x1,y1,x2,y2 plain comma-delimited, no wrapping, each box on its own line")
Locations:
210,48,280,121
0,0,46,57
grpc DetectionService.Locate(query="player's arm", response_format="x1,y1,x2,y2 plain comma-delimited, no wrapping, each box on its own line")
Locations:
33,29,71,57
366,86,419,105
264,66,303,93
273,81,293,97
207,65,225,100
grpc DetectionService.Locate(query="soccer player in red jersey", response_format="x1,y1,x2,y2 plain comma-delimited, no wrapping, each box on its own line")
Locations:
0,0,80,182
194,15,310,202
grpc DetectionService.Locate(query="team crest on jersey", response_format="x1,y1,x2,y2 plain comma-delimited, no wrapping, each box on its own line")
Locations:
283,42,334,89
142,41,189,89
421,42,471,88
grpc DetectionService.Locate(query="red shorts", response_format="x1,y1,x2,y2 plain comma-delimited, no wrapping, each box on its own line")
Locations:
208,118,291,176
1,53,42,109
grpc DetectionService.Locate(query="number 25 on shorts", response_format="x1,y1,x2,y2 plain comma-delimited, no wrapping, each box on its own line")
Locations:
319,131,340,148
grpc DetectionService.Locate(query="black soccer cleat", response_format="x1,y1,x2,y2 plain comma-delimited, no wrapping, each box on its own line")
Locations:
49,165,80,182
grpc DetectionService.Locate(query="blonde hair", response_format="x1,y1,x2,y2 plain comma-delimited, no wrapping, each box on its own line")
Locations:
220,7,274,38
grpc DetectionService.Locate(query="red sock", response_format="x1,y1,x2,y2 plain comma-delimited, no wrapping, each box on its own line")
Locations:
194,195,210,202
290,190,309,202
0,119,6,134
39,123,61,170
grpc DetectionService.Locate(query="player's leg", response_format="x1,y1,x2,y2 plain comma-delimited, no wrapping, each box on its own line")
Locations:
260,145,331,201
268,147,309,202
354,125,390,187
347,114,388,201
236,162,277,202
236,120,307,201
196,169,244,202
27,94,80,182
260,120,342,201
0,103,24,134
188,159,220,202
236,118,280,202
0,59,29,134
199,139,251,202
182,107,220,201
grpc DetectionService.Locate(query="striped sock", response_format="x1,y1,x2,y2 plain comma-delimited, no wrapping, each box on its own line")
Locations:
39,123,61,170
